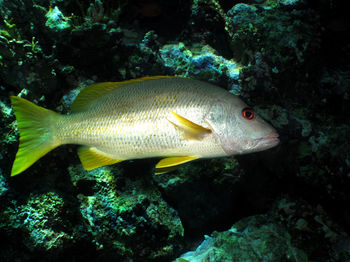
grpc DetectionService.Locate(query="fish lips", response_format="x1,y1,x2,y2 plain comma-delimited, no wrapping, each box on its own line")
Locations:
256,131,280,150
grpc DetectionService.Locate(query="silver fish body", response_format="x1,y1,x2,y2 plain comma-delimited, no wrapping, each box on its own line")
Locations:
55,77,277,159
10,76,279,176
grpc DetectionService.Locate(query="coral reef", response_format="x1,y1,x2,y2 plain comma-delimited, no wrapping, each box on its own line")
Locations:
68,164,184,260
159,42,241,92
177,214,308,262
1,192,71,251
0,0,349,261
176,197,350,261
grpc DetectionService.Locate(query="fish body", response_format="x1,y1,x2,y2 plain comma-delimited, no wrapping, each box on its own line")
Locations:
10,76,279,176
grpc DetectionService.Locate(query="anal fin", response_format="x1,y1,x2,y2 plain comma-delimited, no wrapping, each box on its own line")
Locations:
155,156,200,175
78,146,123,170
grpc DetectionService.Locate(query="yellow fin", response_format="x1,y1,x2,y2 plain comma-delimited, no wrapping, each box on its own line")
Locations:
71,76,181,112
155,165,183,175
10,96,60,176
78,146,123,170
168,110,211,140
155,156,200,175
71,82,119,112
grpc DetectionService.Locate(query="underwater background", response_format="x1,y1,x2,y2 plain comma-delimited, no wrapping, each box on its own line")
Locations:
0,0,349,261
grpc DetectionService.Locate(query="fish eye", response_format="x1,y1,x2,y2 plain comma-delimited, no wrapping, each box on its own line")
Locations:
242,107,255,120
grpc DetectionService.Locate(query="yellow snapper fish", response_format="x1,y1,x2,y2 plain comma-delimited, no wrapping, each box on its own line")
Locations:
10,76,279,176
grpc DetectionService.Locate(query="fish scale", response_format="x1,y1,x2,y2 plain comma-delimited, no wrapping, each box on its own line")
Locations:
54,78,219,160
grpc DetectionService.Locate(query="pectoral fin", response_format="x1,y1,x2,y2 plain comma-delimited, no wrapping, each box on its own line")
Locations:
78,146,123,170
155,156,200,175
168,110,211,140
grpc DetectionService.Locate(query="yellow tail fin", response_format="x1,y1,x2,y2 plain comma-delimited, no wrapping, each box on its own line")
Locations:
10,96,60,176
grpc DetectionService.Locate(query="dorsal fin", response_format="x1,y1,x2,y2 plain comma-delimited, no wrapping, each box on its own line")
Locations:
71,76,179,112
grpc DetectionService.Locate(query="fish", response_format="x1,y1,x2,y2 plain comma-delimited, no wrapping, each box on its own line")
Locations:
10,76,279,176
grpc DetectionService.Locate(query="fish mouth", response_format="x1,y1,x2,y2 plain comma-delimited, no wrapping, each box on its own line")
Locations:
256,131,280,150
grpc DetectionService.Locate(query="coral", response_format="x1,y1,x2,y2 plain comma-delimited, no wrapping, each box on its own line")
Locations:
139,30,160,56
0,169,8,197
68,164,184,260
159,42,194,77
176,214,308,262
0,192,72,252
45,6,71,32
177,197,350,261
274,198,349,260
0,98,17,174
159,42,242,90
0,24,57,98
226,2,320,67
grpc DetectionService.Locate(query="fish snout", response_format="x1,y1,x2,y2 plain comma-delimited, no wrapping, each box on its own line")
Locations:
256,131,280,150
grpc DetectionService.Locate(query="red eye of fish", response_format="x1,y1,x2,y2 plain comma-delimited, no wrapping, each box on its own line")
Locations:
242,107,255,120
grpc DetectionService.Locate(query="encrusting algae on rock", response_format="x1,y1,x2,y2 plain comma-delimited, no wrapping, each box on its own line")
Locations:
10,76,279,176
